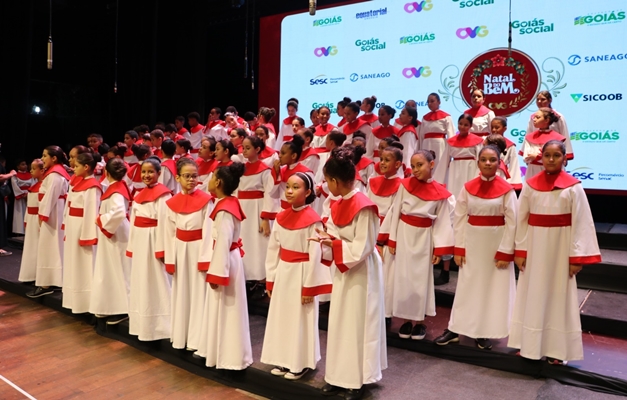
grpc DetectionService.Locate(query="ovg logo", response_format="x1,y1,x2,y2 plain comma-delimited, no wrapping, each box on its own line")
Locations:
402,67,432,78
404,1,433,13
314,46,338,57
568,55,581,66
456,26,488,39
460,48,541,117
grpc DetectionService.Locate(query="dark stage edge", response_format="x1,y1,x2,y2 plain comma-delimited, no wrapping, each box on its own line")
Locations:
1,274,627,397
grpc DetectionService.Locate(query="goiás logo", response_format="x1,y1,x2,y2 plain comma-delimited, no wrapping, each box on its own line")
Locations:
355,7,387,20
570,130,620,142
309,74,344,85
456,26,488,39
567,167,594,181
460,48,541,117
312,102,337,114
508,128,527,144
452,0,494,9
568,53,627,66
355,38,386,52
403,1,433,13
570,93,622,103
313,15,342,27
400,33,436,45
349,72,391,83
511,19,554,35
402,67,432,79
574,10,625,27
314,46,338,57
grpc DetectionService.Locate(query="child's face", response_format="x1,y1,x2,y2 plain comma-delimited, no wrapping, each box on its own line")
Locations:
279,145,295,166
536,94,551,108
255,128,268,142
378,140,388,155
337,104,345,117
318,108,330,125
88,137,102,150
174,120,184,130
176,164,199,192
141,162,159,185
399,108,412,126
124,134,135,147
310,111,319,126
69,148,79,168
378,108,392,125
532,111,549,129
325,136,334,151
226,116,238,128
41,150,55,169
285,175,310,206
324,174,341,197
209,108,220,121
542,144,566,174
30,162,44,179
471,90,485,107
229,131,243,147
379,150,400,176
458,118,472,134
207,172,219,195
410,153,433,181
175,144,186,156
291,119,303,133
214,142,229,162
151,136,163,148
352,139,365,149
491,120,506,135
478,148,499,178
73,162,90,178
199,141,213,160
427,95,440,112
242,139,257,160
343,108,357,123
143,138,152,147
17,161,28,172
287,105,297,118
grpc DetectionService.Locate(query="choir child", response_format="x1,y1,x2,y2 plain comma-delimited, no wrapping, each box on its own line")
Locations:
351,135,374,191
484,134,511,181
372,106,399,161
244,111,259,132
165,123,185,142
150,129,165,159
396,106,420,166
187,112,205,158
358,95,380,129
339,101,374,157
420,93,455,184
490,117,522,189
394,100,416,129
446,114,484,198
204,107,228,141
141,133,152,147
10,160,34,235
295,128,320,175
254,126,279,168
159,139,180,195
314,131,346,215
276,98,299,150
525,90,574,155
229,127,248,161
175,139,193,160
273,135,314,210
335,97,351,128
174,116,190,139
196,137,217,192
18,159,44,283
464,89,495,137
311,106,336,151
509,140,601,365
258,107,277,149
309,108,320,130
123,130,141,165
127,144,152,196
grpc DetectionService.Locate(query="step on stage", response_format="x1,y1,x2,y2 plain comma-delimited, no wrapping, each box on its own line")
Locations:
3,224,627,399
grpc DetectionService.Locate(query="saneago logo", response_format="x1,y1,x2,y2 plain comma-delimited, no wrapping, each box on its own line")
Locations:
568,167,594,180
404,1,433,13
402,67,431,78
355,38,386,52
395,100,428,109
350,72,391,82
511,19,554,35
313,15,342,27
571,93,623,103
570,130,620,142
575,11,625,26
400,33,436,45
350,73,359,82
355,7,387,20
314,46,338,57
312,102,337,113
453,0,494,8
568,53,627,66
456,26,488,39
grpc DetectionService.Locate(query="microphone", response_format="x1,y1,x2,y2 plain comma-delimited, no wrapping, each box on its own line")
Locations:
47,37,53,70
309,0,316,16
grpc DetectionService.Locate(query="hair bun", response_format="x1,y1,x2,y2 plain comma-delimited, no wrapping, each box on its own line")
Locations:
229,162,245,180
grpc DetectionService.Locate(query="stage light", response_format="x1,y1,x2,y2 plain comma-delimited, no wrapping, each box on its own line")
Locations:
33,106,41,114
309,0,316,16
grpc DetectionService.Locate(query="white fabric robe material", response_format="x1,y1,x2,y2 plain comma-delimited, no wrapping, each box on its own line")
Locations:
275,122,294,151
503,145,523,188
469,111,495,136
18,190,40,282
420,116,455,184
11,175,34,234
398,127,419,168
447,142,482,198
158,166,180,195
525,110,574,157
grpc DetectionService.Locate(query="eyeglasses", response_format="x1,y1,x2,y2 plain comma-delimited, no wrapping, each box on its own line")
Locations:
180,174,199,180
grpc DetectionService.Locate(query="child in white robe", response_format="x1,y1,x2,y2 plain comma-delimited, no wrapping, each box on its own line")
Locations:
10,160,34,235
446,114,483,198
420,93,455,185
18,159,44,282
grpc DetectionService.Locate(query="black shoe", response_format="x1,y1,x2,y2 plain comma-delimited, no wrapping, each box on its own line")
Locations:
434,329,459,345
475,338,493,350
106,314,129,325
434,269,449,286
321,383,341,396
26,287,54,298
385,317,392,329
411,324,427,340
398,321,413,339
345,387,364,400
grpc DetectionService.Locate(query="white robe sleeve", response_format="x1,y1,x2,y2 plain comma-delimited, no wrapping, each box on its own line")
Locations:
432,197,455,256
197,203,214,272
126,205,136,258
79,187,101,246
360,124,374,159
261,170,279,220
504,146,523,188
514,184,531,259
386,186,404,250
400,131,418,167
154,194,171,260
206,211,235,286
39,174,65,223
453,187,468,256
10,177,28,200
302,222,332,296
445,116,456,139
264,221,281,291
556,116,574,159
97,193,127,239
163,206,177,274
495,190,518,261
569,184,601,265
326,208,379,273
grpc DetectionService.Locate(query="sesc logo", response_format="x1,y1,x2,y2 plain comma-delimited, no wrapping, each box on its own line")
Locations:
350,72,391,82
568,167,594,180
574,11,625,26
568,53,627,66
310,75,328,85
570,130,620,142
313,15,342,27
571,93,622,103
402,67,432,78
355,38,386,52
314,46,338,57
400,33,436,44
404,1,433,13
456,26,488,39
453,0,494,9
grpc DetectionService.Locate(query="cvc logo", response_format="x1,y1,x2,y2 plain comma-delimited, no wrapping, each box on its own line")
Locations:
456,26,488,39
402,67,432,78
314,46,338,57
404,1,433,13
571,93,622,103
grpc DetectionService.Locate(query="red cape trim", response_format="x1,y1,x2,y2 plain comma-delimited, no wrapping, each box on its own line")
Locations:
374,162,382,175
337,118,346,127
282,116,297,125
207,120,226,129
314,123,336,137
196,158,216,176
503,136,516,148
423,110,451,121
210,160,233,174
525,130,565,145
372,125,399,140
280,163,312,182
209,196,246,221
133,183,171,204
29,181,42,193
166,189,212,213
401,177,452,201
398,125,418,140
464,176,513,199
526,170,580,192
162,159,177,177
260,146,276,159
300,147,320,160
355,157,374,172
73,177,102,193
127,164,143,182
70,175,83,187
342,119,368,134
276,206,321,230
330,192,379,227
101,180,132,201
447,133,484,147
464,105,491,118
190,124,205,134
43,164,71,181
244,160,270,176
263,123,276,133
369,176,401,197
16,171,32,180
358,113,378,124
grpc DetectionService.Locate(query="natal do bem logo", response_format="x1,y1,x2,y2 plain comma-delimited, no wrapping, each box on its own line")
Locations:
404,1,433,13
355,38,386,52
452,0,494,9
314,46,338,57
460,48,541,117
402,67,432,78
313,15,342,27
456,26,488,39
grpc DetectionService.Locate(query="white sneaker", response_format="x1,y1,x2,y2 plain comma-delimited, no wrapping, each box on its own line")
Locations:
271,367,288,376
284,368,310,380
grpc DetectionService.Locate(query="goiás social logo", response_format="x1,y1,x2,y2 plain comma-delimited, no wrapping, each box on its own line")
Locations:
511,19,554,35
508,128,527,144
314,46,338,57
402,67,432,78
452,0,494,9
312,102,337,114
456,26,488,39
460,48,541,117
567,167,595,181
309,74,344,85
574,11,625,26
570,93,622,103
568,53,627,66
404,1,433,13
355,38,386,52
313,15,342,27
400,33,436,45
349,72,391,82
355,7,387,20
570,130,620,142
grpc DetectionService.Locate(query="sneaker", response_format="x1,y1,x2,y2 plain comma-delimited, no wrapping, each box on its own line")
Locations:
434,329,459,345
106,315,129,325
547,357,567,365
26,287,54,298
284,368,310,380
185,346,197,352
411,324,427,340
475,338,492,350
271,366,289,376
434,269,449,286
94,314,108,318
398,322,413,339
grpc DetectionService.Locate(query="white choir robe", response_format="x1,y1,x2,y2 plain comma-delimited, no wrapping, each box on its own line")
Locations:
159,159,180,195
36,166,69,287
446,133,483,198
261,205,332,373
300,148,320,177
196,197,252,370
311,124,336,151
526,110,574,157
260,147,279,169
420,111,455,185
503,140,523,189
209,124,228,141
188,124,205,159
11,173,34,234
127,162,146,196
448,176,518,339
276,163,314,210
466,106,495,137
322,190,387,389
368,175,401,318
275,117,297,151
18,183,41,282
397,125,419,168
164,189,213,350
196,158,216,193
520,130,572,179
508,171,601,361
339,120,373,155
358,113,380,158
371,125,399,161
386,178,454,321
315,150,331,184
127,184,172,341
90,183,131,315
355,158,375,191
62,178,101,314
236,162,279,281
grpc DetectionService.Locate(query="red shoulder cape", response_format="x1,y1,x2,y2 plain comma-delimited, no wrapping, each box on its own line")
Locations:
196,158,217,176
190,124,204,134
127,163,143,182
133,183,171,204
282,116,297,125
260,146,276,160
525,130,565,145
280,163,312,182
342,119,368,135
276,205,321,230
423,110,450,121
330,192,379,227
503,136,516,148
401,177,451,201
447,133,484,147
358,113,378,124
372,124,399,140
16,171,32,180
314,123,336,137
526,170,580,192
464,176,513,199
162,159,177,177
101,180,132,201
209,196,246,221
374,162,382,175
398,125,418,140
70,175,83,187
29,181,42,193
369,176,401,197
301,147,320,160
337,117,346,127
464,105,492,118
73,177,102,193
207,120,226,129
166,189,212,213
244,160,270,176
209,160,233,174
43,164,71,181
355,157,374,172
